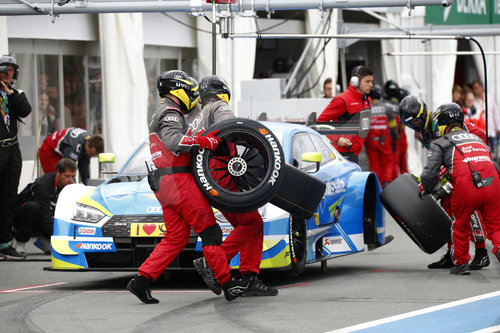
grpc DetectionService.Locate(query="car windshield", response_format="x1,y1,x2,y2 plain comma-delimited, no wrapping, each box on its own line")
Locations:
118,140,151,176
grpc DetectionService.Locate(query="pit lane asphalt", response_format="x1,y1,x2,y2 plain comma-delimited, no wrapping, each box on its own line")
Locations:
1,212,499,333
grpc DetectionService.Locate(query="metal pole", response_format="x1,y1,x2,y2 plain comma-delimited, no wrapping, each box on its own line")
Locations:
386,51,500,56
229,33,461,40
212,1,217,75
0,0,454,15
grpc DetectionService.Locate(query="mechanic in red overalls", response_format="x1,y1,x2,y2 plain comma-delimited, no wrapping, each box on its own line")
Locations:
364,84,398,187
384,80,408,180
127,70,248,303
317,66,373,164
189,75,278,297
420,103,500,275
400,96,491,270
38,127,103,185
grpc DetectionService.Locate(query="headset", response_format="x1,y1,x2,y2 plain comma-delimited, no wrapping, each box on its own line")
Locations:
350,66,362,88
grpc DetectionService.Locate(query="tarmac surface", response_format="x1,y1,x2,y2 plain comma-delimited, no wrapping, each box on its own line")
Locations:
1,212,499,333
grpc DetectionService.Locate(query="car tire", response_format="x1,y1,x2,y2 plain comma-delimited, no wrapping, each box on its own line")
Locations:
191,117,285,213
380,173,452,254
270,164,326,220
288,216,307,277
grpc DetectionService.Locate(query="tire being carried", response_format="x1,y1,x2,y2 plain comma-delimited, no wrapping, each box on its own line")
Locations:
380,173,451,254
191,117,285,213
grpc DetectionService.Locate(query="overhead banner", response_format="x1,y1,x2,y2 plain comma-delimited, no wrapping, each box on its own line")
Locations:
426,0,500,25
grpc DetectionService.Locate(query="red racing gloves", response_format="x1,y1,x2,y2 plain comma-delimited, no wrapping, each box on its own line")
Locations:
180,130,221,151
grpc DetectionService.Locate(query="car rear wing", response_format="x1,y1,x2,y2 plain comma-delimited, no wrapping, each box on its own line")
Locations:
257,110,371,138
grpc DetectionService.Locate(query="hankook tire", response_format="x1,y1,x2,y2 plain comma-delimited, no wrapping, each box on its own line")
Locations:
191,118,285,213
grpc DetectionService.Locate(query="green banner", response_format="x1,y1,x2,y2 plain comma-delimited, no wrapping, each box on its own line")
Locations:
426,0,499,25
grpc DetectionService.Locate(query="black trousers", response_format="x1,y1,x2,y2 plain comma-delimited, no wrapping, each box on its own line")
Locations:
14,201,52,242
0,144,22,244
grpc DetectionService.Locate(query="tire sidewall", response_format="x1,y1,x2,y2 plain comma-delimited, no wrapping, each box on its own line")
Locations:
191,117,285,212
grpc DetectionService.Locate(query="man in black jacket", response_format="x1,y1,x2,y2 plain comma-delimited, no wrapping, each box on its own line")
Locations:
13,158,76,257
0,55,32,260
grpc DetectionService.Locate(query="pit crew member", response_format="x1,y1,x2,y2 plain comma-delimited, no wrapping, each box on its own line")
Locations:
126,70,248,304
420,103,500,275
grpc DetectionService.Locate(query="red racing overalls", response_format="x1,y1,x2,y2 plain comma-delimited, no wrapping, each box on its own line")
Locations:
421,129,500,265
190,99,264,275
365,99,398,186
138,98,231,284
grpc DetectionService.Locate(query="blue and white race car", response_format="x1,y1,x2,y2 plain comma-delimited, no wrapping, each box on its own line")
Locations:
48,121,390,276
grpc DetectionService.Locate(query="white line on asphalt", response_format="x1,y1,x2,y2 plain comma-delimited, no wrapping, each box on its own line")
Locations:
472,325,500,333
325,290,500,333
0,282,67,293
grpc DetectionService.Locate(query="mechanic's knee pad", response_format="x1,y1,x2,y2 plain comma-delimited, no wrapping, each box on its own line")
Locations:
199,224,222,246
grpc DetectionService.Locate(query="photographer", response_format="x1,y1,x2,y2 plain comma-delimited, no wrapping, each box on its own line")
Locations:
0,55,32,260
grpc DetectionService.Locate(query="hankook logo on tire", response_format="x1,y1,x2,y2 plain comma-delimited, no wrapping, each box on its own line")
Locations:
195,150,214,193
264,133,281,186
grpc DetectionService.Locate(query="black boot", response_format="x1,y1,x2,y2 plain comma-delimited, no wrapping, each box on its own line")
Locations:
127,275,159,304
241,273,278,297
193,257,222,295
469,248,490,270
222,276,249,301
428,249,453,269
450,263,471,275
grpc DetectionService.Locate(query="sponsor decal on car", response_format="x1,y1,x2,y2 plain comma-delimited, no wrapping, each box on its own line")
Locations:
77,227,96,236
72,241,116,252
146,206,162,213
130,223,166,237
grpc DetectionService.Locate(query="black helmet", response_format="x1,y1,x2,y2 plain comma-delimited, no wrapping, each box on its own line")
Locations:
370,84,383,100
399,95,429,132
187,76,200,110
199,75,231,103
398,88,410,102
434,103,465,136
157,70,194,112
384,80,400,100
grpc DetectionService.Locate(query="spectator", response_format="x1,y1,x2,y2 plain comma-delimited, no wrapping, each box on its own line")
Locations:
126,70,248,304
0,55,32,260
452,84,464,106
12,158,77,257
317,66,374,164
420,103,500,274
471,80,500,151
463,91,477,121
191,75,278,297
323,77,333,98
38,127,103,185
38,92,60,137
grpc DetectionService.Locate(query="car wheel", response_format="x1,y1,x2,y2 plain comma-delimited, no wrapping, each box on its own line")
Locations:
191,118,285,213
288,216,307,277
380,173,452,254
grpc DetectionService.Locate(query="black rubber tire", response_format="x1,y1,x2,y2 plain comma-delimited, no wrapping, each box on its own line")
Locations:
270,164,326,220
191,117,285,213
380,173,452,254
288,216,307,277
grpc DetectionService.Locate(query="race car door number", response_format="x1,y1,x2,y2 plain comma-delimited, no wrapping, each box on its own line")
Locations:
130,223,166,237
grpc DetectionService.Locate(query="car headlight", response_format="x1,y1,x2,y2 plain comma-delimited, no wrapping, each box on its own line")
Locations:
72,204,105,223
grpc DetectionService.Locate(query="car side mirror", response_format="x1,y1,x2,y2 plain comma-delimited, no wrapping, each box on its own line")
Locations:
301,152,322,173
98,153,116,179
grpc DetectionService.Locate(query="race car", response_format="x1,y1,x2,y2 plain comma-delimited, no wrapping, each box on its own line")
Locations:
47,121,390,276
